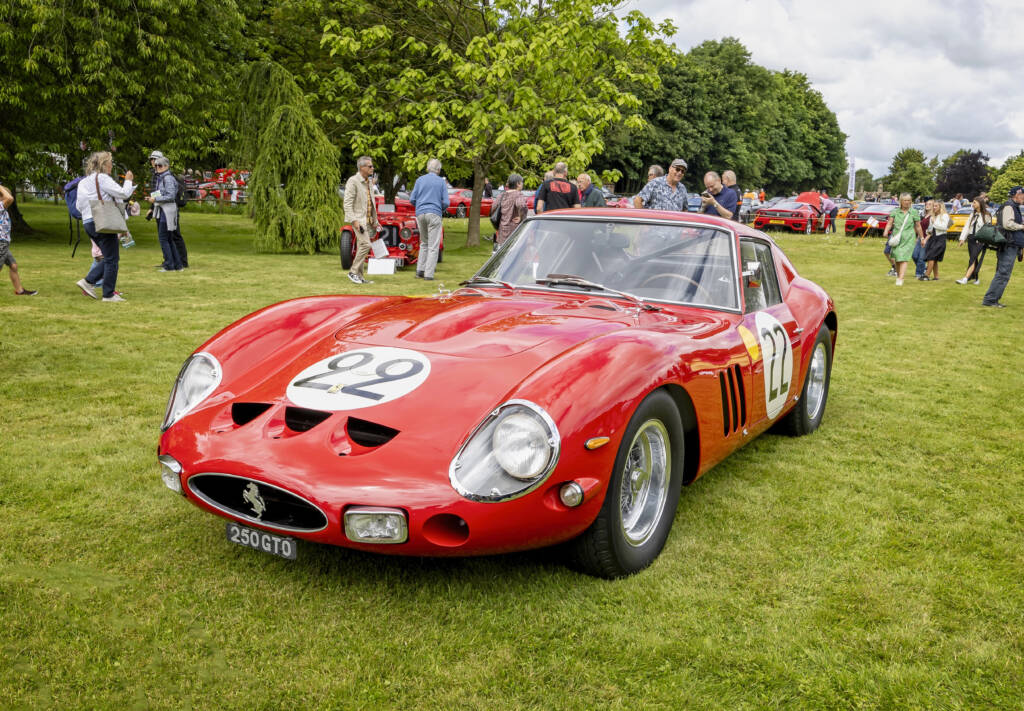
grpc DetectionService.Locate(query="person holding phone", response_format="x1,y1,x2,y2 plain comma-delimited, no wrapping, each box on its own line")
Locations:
342,156,379,285
699,171,737,219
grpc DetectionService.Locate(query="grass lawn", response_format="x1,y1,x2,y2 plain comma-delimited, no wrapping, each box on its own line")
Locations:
2,203,1022,709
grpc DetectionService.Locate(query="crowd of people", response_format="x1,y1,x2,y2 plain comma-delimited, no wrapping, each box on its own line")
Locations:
880,189,1024,307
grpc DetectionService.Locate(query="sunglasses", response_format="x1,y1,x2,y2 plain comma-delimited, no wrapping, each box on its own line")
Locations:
671,166,685,173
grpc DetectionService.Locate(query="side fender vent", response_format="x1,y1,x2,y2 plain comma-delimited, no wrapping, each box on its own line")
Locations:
718,365,747,436
231,403,272,426
347,417,399,447
285,407,332,432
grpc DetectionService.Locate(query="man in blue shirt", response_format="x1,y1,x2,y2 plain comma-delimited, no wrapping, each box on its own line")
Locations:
409,158,450,280
700,171,738,219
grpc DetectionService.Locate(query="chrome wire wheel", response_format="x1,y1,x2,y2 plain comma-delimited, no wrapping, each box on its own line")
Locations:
805,341,828,420
619,419,671,547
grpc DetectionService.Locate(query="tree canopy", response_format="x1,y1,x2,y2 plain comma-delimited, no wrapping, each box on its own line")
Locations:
883,148,935,198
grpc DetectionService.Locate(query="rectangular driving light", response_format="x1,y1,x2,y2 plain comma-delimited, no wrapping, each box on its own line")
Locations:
344,507,408,544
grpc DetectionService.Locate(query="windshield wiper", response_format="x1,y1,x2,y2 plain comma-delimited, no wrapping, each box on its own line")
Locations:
459,276,516,290
535,274,659,311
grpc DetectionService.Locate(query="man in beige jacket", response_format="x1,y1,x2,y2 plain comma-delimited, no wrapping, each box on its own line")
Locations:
342,156,378,284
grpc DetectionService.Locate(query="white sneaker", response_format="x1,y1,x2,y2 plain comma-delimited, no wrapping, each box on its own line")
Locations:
955,278,968,285
347,272,363,284
895,279,903,286
972,279,980,285
76,278,97,299
102,294,126,302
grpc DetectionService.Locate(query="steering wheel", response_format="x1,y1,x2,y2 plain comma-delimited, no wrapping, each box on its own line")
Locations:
639,273,714,302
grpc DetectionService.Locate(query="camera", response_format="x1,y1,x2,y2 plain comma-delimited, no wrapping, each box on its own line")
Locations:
701,190,712,198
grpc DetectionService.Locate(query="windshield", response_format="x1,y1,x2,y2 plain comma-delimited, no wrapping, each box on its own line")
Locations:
770,201,809,211
473,217,739,310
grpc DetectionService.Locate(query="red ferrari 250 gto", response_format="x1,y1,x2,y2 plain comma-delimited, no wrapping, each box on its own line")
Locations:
158,209,837,577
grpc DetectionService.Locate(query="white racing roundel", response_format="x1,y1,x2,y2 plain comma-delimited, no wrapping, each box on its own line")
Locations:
286,347,431,411
754,312,793,419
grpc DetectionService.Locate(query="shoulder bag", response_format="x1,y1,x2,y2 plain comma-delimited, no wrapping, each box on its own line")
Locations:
973,224,1006,248
489,192,503,230
90,174,128,234
887,210,912,247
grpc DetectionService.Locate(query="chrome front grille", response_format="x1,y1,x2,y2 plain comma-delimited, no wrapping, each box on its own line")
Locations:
187,473,328,532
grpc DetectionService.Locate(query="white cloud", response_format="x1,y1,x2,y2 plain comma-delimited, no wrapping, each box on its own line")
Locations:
630,0,1024,176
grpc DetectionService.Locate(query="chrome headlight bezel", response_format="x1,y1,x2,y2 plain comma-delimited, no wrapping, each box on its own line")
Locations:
449,399,560,503
161,352,222,431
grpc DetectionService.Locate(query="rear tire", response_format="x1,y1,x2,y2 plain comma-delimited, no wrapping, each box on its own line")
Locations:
570,390,683,578
804,221,813,235
455,204,467,218
777,326,832,436
340,230,354,270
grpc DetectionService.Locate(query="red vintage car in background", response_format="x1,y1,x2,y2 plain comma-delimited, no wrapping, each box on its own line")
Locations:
157,209,836,578
338,195,442,270
843,203,898,237
196,168,249,204
446,189,493,218
752,200,831,234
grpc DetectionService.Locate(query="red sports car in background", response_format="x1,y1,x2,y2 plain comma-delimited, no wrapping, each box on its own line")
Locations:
752,200,831,234
446,189,493,218
843,203,898,237
158,209,836,578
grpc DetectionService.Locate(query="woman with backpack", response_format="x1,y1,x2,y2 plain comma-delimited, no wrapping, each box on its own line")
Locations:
148,155,187,271
74,151,134,302
956,196,991,285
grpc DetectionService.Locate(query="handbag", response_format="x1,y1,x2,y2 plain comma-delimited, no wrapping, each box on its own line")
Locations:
973,224,1006,248
887,210,912,247
90,174,128,234
489,193,503,230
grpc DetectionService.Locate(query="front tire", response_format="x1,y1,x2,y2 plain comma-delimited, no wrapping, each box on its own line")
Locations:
570,390,683,578
455,204,467,218
777,326,833,436
340,230,354,270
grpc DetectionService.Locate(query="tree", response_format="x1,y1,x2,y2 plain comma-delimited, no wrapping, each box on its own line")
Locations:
593,39,845,196
885,148,934,198
321,0,676,245
989,155,1024,205
936,149,990,199
233,62,343,253
1,0,248,233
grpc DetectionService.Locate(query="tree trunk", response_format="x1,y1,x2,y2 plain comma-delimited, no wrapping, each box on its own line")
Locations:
465,162,485,247
8,190,33,236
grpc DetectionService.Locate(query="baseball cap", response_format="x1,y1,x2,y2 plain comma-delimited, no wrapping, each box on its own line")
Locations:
148,150,165,161
670,158,688,171
1009,186,1024,197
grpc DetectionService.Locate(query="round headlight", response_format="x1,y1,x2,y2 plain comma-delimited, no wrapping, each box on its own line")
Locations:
400,227,412,240
449,400,560,502
492,412,552,480
161,352,222,430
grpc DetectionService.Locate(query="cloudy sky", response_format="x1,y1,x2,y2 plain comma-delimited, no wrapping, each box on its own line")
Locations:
631,0,1024,179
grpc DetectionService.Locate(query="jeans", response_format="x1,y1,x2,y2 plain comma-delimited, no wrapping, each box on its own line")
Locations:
912,240,926,278
157,215,183,270
172,227,188,268
83,222,120,298
982,244,1020,305
416,212,443,277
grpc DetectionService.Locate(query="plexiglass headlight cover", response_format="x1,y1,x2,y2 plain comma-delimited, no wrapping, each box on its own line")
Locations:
161,352,222,431
449,400,560,502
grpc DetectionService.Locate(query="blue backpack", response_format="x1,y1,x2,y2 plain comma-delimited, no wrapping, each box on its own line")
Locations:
64,176,84,220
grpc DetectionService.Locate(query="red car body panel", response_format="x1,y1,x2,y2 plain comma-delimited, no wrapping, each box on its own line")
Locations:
159,209,835,558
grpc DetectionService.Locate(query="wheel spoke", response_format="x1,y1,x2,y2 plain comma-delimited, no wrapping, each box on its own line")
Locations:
618,420,671,547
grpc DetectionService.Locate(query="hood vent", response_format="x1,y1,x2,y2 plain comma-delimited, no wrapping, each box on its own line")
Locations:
285,407,332,432
232,402,272,426
347,417,399,447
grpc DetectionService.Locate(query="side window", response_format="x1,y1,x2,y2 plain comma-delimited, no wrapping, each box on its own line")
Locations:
741,239,783,313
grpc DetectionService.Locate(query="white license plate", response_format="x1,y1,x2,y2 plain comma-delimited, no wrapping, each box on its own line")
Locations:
226,522,297,560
